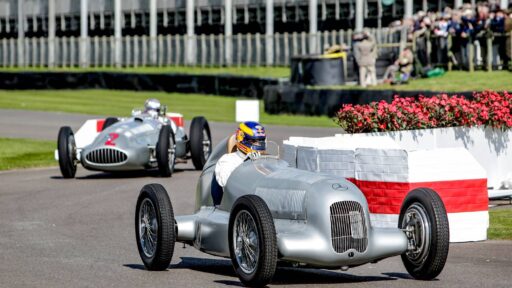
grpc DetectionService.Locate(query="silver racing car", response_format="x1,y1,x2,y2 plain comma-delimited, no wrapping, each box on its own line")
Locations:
56,106,212,178
134,137,449,286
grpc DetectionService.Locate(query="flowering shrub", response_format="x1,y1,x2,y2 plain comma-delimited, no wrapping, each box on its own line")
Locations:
335,91,512,133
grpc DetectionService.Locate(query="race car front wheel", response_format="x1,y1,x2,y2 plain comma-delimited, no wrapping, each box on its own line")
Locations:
189,116,212,170
399,188,449,280
156,125,176,177
57,126,77,178
229,195,277,287
135,184,175,271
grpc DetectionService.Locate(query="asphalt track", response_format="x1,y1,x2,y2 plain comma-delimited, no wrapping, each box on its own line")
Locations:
0,109,511,288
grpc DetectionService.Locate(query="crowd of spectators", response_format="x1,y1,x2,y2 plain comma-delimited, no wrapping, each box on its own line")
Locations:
401,1,512,70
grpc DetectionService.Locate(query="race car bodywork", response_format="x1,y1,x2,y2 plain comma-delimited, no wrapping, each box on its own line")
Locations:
135,136,450,286
56,110,211,178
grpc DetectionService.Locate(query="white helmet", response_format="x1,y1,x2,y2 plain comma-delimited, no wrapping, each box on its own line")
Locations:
144,98,161,115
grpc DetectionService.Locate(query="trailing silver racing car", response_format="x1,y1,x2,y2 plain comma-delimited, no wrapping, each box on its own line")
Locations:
56,102,212,178
134,137,450,287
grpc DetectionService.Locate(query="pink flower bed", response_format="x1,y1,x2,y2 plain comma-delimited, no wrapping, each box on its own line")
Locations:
335,91,512,133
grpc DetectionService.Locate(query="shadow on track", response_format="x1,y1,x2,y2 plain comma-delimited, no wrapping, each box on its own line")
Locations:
50,168,198,180
124,257,397,286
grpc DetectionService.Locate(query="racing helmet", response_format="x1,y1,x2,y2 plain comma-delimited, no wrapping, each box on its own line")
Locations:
235,121,266,154
144,98,161,116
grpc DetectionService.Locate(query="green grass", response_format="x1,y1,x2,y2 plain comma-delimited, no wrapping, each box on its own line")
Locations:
0,90,337,128
376,71,512,92
0,66,291,79
312,71,512,92
488,208,512,240
0,138,55,171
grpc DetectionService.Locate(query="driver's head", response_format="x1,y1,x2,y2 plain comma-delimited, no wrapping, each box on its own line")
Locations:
236,121,266,155
144,98,161,116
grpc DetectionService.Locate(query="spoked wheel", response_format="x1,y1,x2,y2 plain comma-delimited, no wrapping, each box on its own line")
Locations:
399,188,449,280
57,126,77,178
229,195,277,287
156,125,176,177
135,184,175,271
189,116,212,170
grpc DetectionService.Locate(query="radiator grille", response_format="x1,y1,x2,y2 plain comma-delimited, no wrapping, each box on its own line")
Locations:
330,201,368,253
85,148,127,164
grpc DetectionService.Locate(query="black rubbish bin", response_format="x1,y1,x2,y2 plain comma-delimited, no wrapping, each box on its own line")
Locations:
291,54,346,86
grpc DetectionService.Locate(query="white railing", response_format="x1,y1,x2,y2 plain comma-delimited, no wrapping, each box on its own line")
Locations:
0,28,403,68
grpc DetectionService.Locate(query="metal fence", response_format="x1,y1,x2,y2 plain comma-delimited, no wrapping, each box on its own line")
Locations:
0,28,404,68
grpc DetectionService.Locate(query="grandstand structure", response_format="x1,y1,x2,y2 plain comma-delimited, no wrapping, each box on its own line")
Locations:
0,0,510,67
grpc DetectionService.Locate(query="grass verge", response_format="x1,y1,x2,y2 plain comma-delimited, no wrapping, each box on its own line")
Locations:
0,138,55,171
312,71,512,92
488,208,512,240
0,90,338,128
0,66,291,79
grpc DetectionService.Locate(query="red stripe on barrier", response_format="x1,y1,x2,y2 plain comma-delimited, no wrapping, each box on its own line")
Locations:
96,119,105,132
347,178,488,214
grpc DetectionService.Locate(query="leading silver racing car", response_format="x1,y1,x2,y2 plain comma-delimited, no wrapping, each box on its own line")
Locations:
56,106,212,178
134,137,449,287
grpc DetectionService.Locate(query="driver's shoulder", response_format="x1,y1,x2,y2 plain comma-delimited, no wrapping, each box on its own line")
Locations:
218,151,244,163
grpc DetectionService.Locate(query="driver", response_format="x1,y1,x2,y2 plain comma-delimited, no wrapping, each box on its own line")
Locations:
215,121,266,187
144,98,161,118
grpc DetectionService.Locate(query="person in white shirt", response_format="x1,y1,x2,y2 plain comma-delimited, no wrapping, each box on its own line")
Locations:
215,121,266,187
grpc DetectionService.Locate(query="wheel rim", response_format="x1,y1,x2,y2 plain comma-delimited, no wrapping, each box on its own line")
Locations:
139,198,158,258
402,202,431,265
168,136,176,170
68,134,77,167
233,210,259,274
202,128,211,160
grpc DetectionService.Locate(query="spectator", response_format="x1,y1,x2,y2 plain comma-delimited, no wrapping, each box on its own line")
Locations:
490,9,509,68
396,1,511,71
353,31,377,88
506,11,512,67
383,47,414,84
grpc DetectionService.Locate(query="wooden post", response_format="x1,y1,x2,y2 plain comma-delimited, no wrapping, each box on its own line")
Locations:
274,33,280,66
133,35,139,67
468,41,474,72
284,32,289,66
246,33,252,66
237,34,242,67
166,35,172,66
255,33,261,66
201,34,206,68
447,34,452,71
487,35,492,72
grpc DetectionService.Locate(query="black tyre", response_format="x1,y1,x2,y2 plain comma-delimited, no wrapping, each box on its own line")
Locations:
189,116,212,170
229,195,277,287
57,126,77,178
399,188,450,280
156,125,175,177
135,184,175,271
102,117,119,131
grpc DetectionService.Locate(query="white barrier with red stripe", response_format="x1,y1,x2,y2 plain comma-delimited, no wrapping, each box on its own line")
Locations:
284,136,489,242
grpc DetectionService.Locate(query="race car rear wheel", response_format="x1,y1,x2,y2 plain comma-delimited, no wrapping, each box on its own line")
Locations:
135,184,175,271
156,125,176,177
102,117,119,131
57,126,77,178
229,195,277,287
189,116,212,170
399,188,449,280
